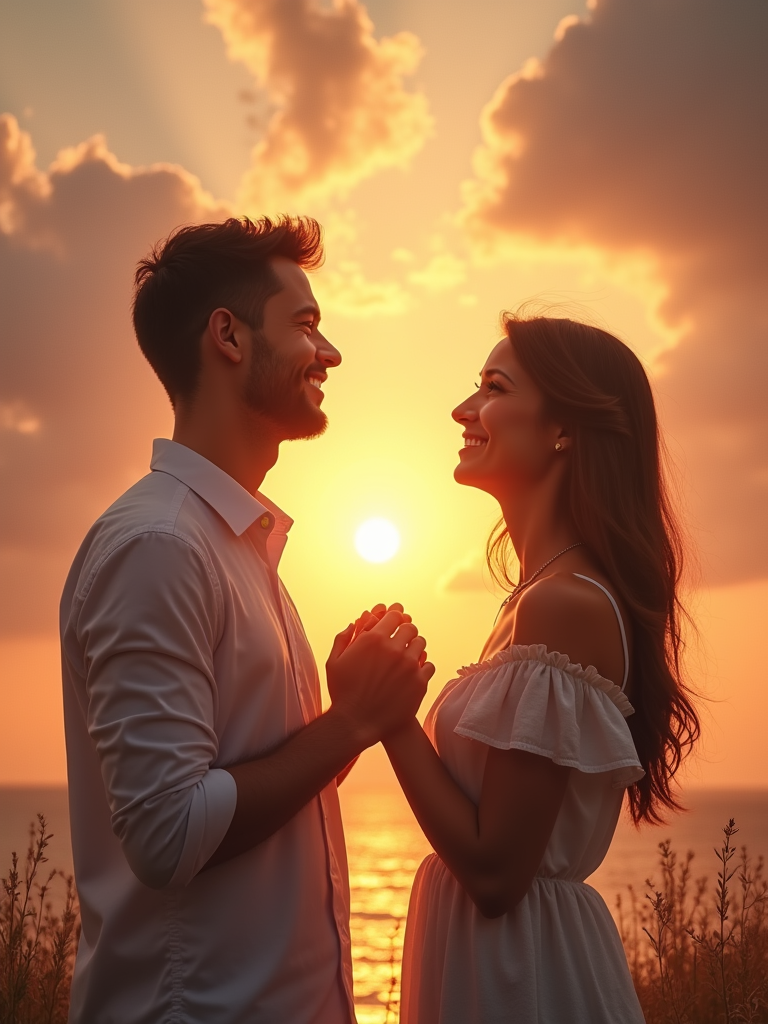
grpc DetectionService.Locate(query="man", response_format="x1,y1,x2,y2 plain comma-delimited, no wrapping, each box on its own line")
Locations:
60,216,433,1022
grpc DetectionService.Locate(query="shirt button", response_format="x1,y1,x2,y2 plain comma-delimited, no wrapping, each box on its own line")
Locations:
260,515,270,529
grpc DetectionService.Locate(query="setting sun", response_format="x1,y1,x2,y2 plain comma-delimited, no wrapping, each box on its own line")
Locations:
354,518,401,563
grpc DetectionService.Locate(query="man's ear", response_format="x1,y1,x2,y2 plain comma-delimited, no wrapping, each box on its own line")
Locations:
206,308,246,365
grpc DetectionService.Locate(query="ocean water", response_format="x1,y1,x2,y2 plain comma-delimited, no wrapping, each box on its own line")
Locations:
339,784,768,1022
2,785,766,1023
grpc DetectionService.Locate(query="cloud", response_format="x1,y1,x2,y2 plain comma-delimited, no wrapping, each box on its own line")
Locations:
391,248,415,265
313,260,411,317
204,0,433,210
409,252,467,293
438,552,493,594
0,400,41,435
0,114,228,634
0,0,432,636
461,0,768,584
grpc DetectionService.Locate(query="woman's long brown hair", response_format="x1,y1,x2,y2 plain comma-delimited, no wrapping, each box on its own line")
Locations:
488,315,700,824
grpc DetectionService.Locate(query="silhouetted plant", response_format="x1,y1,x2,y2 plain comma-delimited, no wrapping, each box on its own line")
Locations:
384,915,403,1023
619,820,768,1023
4,814,766,1024
0,816,78,1024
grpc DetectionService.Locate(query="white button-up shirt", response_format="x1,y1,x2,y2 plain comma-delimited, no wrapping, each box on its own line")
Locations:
60,439,354,1023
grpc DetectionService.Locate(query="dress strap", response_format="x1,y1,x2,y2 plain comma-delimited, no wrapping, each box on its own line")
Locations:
572,574,630,691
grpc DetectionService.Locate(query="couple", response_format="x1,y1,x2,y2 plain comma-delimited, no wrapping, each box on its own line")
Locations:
60,216,698,1023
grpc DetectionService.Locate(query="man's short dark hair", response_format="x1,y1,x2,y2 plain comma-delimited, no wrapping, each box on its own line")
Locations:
132,216,324,405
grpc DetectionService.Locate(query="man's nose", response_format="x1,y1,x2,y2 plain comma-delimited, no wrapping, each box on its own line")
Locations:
316,331,341,367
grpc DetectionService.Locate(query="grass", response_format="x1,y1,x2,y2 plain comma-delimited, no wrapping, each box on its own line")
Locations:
618,820,768,1023
2,814,766,1023
0,816,78,1024
383,915,403,1023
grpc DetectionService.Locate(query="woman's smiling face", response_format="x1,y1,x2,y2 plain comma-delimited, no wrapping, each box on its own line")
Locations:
452,339,566,498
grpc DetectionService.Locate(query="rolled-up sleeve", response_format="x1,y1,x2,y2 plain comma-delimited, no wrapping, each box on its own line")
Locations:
76,529,238,889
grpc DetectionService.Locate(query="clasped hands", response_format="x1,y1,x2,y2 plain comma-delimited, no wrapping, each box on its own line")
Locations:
326,603,434,748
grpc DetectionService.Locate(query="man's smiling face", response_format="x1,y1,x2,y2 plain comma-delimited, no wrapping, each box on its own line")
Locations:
243,256,341,440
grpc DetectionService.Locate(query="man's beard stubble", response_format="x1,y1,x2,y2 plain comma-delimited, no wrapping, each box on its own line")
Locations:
243,332,327,441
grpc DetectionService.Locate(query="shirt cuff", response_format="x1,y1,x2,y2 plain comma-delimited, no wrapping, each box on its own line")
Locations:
168,768,238,887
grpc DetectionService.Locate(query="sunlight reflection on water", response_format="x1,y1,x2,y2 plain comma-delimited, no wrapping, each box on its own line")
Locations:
2,786,766,1023
340,784,768,1023
340,788,430,1024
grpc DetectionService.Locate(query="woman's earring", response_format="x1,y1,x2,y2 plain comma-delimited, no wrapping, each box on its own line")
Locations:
554,442,563,451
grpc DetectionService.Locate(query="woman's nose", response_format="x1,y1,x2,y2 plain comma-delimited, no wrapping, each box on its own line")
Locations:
452,397,477,423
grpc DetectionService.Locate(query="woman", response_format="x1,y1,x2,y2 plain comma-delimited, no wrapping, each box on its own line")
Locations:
383,315,700,1023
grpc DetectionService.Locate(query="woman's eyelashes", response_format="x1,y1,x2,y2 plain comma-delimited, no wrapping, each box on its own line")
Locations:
475,379,502,393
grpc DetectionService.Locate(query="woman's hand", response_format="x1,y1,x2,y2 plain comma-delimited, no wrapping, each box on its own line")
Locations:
350,602,408,641
326,609,434,746
347,603,428,667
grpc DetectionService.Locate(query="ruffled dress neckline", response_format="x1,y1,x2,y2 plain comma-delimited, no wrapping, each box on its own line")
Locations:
456,643,636,719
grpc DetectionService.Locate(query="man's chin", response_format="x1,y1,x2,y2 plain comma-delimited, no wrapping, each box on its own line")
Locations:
247,389,328,442
282,408,328,442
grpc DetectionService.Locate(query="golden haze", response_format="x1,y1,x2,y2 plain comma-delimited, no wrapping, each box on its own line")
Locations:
0,0,766,790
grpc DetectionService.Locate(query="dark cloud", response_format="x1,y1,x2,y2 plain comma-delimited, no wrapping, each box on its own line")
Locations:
0,0,430,640
463,0,768,583
0,116,228,633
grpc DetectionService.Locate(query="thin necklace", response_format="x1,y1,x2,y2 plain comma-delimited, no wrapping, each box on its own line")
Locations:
497,543,583,616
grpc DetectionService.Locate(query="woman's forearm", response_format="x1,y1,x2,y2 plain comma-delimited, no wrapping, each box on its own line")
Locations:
383,720,509,907
384,719,571,917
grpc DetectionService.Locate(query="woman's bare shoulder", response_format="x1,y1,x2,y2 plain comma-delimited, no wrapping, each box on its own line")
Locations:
511,572,628,684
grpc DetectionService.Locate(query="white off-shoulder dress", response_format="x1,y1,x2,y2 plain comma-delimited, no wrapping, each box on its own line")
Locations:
400,575,646,1024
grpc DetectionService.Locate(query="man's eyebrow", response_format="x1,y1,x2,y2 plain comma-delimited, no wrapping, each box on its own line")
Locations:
292,302,321,321
481,367,515,383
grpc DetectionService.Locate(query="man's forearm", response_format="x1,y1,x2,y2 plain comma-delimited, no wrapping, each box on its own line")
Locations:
203,705,368,870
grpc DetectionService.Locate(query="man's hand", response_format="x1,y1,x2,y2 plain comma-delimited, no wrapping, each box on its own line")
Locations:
206,607,433,871
326,609,434,746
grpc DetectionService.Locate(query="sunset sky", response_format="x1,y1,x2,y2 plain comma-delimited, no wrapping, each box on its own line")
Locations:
1,0,766,792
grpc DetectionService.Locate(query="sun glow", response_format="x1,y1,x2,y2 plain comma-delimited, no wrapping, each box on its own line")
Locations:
354,518,401,563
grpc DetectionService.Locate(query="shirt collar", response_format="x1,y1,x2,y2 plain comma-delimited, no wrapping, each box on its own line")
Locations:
150,439,293,542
